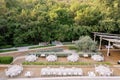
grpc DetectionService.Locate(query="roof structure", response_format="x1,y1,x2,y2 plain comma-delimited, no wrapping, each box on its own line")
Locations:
93,32,120,56
102,38,120,43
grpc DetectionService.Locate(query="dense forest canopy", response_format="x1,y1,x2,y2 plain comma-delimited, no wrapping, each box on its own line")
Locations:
0,0,120,48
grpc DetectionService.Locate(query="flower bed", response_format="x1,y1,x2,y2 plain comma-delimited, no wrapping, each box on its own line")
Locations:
0,56,13,64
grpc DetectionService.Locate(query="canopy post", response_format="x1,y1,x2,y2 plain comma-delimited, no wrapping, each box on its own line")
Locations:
107,41,110,56
99,36,102,50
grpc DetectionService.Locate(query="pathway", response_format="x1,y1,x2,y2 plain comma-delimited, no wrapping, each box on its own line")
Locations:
7,77,120,80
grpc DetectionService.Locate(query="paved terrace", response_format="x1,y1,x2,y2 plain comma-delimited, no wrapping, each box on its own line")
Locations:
6,77,120,80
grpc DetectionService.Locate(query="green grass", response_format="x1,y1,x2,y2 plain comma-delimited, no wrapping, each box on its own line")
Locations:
0,49,18,53
29,44,54,49
0,56,13,64
96,62,111,65
22,61,111,65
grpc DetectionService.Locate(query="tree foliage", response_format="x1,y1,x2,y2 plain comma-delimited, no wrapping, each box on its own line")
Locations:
75,36,97,52
0,0,120,48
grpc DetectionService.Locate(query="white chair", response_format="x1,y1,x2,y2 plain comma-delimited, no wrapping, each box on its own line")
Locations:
52,71,56,75
83,54,89,58
46,72,51,76
68,72,72,76
78,72,83,76
41,72,46,76
73,72,78,76
24,71,32,77
63,72,67,76
58,72,62,76
88,71,96,77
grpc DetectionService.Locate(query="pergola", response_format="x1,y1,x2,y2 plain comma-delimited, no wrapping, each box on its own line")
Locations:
93,32,120,56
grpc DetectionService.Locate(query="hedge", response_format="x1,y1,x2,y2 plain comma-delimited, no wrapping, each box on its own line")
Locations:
0,49,17,53
0,56,13,64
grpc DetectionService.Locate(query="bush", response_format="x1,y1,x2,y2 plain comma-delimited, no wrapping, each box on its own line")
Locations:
0,56,13,64
75,36,97,52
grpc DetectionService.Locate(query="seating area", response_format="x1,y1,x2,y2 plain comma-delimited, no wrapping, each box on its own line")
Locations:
41,67,83,76
67,54,79,62
25,53,104,63
5,65,23,77
25,55,38,62
91,55,104,62
40,65,113,77
46,55,57,62
1,32,120,79
95,65,113,76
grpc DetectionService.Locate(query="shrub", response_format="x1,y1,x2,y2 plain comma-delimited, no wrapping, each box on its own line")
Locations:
0,56,13,64
75,36,97,52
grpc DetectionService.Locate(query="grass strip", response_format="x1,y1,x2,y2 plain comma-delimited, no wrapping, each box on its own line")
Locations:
23,61,111,65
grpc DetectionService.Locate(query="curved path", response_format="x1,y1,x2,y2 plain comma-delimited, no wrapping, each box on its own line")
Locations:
12,56,25,64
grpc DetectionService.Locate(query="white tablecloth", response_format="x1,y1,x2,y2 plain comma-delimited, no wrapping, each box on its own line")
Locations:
95,65,113,76
5,65,23,77
25,55,37,62
91,55,104,61
46,55,57,62
41,67,83,76
67,54,79,62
